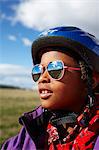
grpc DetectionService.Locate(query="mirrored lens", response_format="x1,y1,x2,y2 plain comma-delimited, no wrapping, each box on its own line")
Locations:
47,61,63,79
32,65,42,82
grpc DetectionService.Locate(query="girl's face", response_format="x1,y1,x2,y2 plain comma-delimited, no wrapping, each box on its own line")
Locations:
37,50,87,112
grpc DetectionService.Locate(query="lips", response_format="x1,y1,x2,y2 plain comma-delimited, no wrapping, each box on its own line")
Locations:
38,87,53,99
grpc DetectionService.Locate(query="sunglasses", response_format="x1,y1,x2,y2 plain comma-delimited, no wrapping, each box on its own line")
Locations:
32,60,81,82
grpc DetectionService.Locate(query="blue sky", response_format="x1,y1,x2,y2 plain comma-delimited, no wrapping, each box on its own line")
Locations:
0,0,40,88
0,0,99,88
0,0,40,67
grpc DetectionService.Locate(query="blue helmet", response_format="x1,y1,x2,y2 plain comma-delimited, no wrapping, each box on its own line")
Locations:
32,26,99,72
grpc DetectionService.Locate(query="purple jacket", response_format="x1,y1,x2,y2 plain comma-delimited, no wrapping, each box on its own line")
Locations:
1,105,99,150
1,106,51,150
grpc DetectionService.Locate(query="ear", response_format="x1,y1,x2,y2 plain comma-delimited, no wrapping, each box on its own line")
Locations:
92,71,99,89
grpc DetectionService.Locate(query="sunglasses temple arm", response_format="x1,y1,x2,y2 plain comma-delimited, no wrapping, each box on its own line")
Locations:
64,66,81,71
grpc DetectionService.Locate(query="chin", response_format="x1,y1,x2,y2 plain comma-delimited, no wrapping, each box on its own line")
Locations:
41,102,61,111
40,100,54,110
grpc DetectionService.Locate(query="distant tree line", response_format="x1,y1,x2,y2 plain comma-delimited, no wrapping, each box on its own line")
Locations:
0,84,21,89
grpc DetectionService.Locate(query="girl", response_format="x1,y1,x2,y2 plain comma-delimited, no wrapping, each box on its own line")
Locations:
2,26,99,150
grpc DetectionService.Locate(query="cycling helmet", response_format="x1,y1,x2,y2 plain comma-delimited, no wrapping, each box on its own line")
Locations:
32,26,99,72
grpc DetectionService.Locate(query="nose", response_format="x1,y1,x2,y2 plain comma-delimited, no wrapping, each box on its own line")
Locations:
38,70,50,83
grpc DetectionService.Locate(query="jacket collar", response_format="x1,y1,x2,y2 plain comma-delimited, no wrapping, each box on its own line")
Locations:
19,105,51,148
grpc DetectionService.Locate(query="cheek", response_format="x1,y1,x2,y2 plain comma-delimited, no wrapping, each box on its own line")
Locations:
53,82,67,97
53,73,76,96
52,82,70,106
52,74,86,105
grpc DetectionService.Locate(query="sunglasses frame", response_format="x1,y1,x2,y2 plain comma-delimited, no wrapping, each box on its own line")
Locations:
32,60,81,82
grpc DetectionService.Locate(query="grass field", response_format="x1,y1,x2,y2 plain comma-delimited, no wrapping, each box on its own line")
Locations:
0,88,40,147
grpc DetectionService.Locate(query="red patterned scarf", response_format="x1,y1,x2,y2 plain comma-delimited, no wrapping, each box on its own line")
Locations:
47,96,99,150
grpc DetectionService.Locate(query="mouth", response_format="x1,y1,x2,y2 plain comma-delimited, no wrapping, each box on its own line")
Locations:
39,88,53,99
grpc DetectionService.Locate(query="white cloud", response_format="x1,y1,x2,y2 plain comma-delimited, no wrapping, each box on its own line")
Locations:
0,12,13,22
12,0,99,37
8,35,32,47
0,64,30,75
8,35,17,41
22,37,32,47
0,64,37,89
